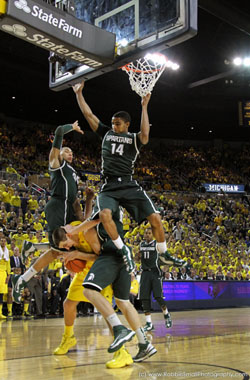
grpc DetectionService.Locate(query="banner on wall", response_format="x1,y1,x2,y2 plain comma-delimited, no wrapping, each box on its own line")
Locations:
202,183,245,193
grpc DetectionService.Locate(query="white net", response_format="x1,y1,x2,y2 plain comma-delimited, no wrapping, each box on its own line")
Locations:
122,53,167,97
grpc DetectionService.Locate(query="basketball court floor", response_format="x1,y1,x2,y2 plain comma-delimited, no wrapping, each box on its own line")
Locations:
1,308,249,380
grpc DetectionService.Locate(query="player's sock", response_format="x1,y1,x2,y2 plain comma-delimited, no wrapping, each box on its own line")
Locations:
64,325,74,337
163,308,169,315
23,303,29,313
107,313,122,328
22,266,38,282
135,327,148,344
146,314,152,323
156,241,167,253
7,304,12,314
112,236,124,250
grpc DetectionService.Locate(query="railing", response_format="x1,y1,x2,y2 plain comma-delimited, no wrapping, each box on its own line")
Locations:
0,171,25,183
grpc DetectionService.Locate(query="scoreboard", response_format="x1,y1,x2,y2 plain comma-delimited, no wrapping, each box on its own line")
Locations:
239,100,250,127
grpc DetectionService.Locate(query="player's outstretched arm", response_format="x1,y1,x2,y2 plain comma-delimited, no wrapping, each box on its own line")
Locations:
138,93,151,145
65,218,100,236
64,250,97,264
72,81,100,132
49,121,83,168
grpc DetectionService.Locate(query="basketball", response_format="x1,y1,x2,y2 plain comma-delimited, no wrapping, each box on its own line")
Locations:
65,259,86,273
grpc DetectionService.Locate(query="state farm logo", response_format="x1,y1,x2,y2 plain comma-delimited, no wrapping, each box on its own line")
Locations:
2,23,27,37
1,23,102,68
13,0,82,39
14,0,31,13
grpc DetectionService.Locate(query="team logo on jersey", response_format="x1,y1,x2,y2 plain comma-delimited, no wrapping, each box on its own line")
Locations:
87,273,95,281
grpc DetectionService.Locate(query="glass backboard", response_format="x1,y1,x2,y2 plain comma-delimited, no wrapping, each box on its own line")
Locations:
49,0,197,90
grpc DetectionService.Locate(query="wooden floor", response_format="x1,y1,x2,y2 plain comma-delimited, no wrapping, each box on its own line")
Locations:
1,308,250,380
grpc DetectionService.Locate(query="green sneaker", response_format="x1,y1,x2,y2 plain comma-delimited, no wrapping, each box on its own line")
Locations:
12,275,27,304
133,342,157,362
143,322,155,332
118,245,135,274
108,325,135,353
164,313,173,328
159,250,187,268
21,240,36,263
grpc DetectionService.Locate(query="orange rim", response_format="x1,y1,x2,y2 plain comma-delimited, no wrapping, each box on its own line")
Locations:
121,63,161,73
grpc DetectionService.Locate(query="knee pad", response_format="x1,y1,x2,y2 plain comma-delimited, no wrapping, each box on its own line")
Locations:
155,297,167,308
141,299,151,313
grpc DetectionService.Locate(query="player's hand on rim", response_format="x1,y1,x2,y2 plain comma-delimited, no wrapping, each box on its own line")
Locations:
72,81,85,94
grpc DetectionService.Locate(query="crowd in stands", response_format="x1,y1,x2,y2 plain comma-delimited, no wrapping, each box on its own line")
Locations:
0,119,250,318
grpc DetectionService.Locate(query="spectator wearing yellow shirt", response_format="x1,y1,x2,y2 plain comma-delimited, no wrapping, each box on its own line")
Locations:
123,213,131,232
207,258,218,273
24,210,34,224
6,207,16,222
25,231,37,244
0,237,11,319
214,212,223,226
28,195,39,214
199,256,208,275
6,240,17,257
10,190,21,215
33,217,43,231
2,189,11,212
6,164,18,176
11,227,25,251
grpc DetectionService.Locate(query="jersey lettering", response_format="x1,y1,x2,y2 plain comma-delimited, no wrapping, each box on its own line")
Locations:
111,143,124,156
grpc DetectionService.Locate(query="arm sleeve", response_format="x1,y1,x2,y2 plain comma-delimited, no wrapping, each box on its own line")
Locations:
95,121,110,139
52,124,73,149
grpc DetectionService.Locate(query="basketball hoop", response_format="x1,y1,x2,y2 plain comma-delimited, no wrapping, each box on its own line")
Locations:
121,53,167,98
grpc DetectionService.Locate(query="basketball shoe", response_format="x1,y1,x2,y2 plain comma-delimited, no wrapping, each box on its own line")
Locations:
164,313,173,328
12,275,27,304
143,322,154,331
118,245,135,274
133,342,157,362
159,250,187,267
53,334,77,355
106,346,133,368
21,240,36,263
108,325,135,353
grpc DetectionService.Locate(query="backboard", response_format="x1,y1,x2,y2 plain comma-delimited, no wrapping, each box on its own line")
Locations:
49,0,197,91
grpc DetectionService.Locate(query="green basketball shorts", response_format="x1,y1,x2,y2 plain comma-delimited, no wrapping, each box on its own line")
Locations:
92,178,159,223
83,253,131,300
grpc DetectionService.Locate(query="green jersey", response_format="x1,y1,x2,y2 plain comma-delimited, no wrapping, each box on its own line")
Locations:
49,160,78,203
96,122,142,177
140,239,161,273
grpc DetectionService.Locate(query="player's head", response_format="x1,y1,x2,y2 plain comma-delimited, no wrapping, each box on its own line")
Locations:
111,111,131,133
60,147,73,163
52,227,75,250
144,228,153,242
13,267,22,275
